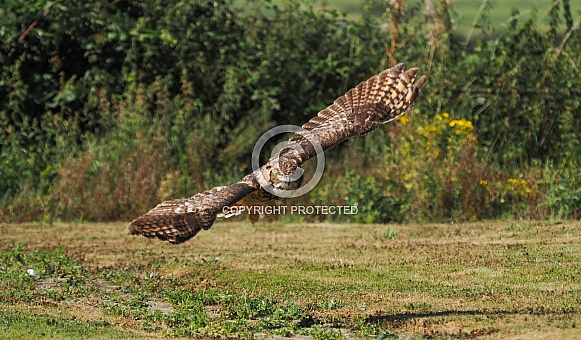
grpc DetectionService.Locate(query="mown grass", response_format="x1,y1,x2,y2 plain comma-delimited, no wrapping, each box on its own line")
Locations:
0,309,131,339
1,220,580,338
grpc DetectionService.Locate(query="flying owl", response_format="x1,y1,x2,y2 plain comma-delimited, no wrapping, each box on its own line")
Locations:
128,64,427,243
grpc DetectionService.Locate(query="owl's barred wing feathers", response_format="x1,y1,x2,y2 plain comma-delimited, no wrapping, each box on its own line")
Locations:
279,64,427,167
128,64,426,244
128,180,256,244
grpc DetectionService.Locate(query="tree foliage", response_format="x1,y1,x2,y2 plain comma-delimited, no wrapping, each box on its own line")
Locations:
0,0,579,221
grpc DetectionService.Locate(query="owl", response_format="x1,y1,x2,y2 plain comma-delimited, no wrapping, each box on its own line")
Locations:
128,64,427,243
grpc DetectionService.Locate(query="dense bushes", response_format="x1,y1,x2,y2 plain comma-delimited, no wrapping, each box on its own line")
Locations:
1,0,579,222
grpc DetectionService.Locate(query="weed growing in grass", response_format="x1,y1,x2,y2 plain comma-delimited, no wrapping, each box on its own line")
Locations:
310,324,345,339
163,296,209,336
0,244,36,301
382,227,399,240
33,244,85,279
326,298,344,310
0,243,88,302
404,302,432,312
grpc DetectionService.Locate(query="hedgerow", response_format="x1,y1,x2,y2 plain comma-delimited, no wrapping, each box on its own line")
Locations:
1,0,579,222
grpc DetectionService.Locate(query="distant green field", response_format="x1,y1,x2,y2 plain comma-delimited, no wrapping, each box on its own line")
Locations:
237,0,581,34
454,0,580,33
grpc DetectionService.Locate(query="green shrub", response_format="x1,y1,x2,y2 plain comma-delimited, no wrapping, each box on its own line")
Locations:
0,0,579,222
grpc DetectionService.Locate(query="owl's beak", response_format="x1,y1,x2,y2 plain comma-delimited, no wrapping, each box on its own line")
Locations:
280,167,304,183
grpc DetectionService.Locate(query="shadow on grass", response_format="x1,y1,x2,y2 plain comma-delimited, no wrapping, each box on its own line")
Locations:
367,306,579,324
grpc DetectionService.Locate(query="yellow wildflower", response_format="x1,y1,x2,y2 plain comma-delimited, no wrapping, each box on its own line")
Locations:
397,115,410,124
507,178,525,185
449,119,473,129
507,178,532,195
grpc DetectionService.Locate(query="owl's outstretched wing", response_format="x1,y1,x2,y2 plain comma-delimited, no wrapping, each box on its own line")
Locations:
276,63,427,170
127,179,257,244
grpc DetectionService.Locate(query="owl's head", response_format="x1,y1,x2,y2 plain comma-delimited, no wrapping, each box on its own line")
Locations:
265,157,304,191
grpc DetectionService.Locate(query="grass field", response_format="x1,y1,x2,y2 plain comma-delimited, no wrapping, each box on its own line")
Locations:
1,220,580,338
